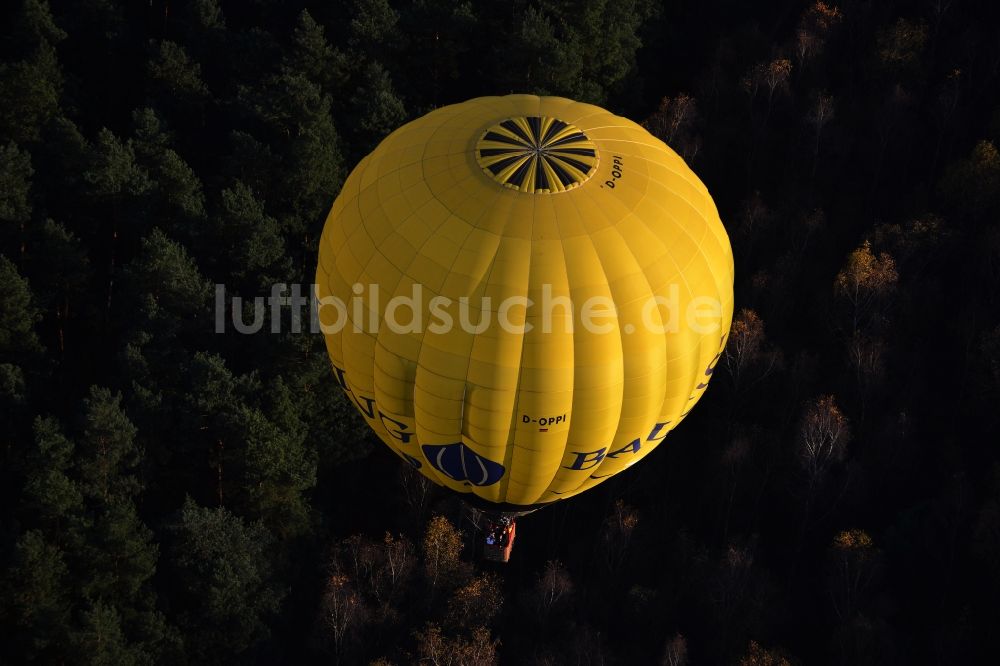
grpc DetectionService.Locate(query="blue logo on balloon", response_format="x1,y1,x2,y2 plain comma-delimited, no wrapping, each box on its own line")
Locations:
421,443,505,486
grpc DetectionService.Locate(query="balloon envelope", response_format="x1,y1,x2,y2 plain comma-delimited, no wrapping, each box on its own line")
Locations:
316,95,733,510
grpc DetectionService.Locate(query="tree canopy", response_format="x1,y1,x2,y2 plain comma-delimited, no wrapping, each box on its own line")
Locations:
1,0,999,663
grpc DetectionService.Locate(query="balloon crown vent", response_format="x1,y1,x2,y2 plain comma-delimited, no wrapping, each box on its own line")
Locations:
475,116,598,193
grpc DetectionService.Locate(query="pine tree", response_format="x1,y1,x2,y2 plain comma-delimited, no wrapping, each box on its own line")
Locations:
0,142,33,237
0,243,41,427
397,0,478,106
77,386,141,502
286,9,349,92
130,109,206,226
493,0,653,104
1,418,79,661
169,0,227,60
122,227,211,339
177,351,258,506
0,0,65,144
10,0,67,50
71,602,143,666
83,129,151,202
211,181,288,288
0,254,42,358
21,416,85,540
0,530,72,661
146,40,211,121
348,62,407,153
169,497,284,661
239,68,345,237
495,4,578,97
74,388,173,661
243,379,316,538
30,116,91,224
22,219,91,357
348,0,401,53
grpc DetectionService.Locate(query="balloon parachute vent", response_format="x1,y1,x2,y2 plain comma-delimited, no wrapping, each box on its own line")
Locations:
476,116,598,193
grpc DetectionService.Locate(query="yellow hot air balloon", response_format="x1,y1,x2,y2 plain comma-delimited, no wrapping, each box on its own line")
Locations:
316,95,733,514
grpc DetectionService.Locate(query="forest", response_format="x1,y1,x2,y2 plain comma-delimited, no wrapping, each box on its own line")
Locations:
1,0,999,663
